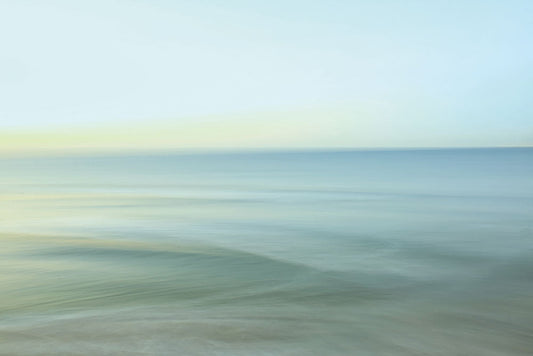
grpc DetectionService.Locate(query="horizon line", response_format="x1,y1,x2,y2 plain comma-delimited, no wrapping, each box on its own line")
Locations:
1,146,531,159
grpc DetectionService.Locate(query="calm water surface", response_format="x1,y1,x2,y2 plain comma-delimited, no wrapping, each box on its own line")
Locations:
1,148,532,355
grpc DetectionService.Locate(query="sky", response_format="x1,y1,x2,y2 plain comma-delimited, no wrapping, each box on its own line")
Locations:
0,0,532,153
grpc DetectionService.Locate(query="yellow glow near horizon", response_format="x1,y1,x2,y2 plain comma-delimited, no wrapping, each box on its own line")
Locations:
2,104,531,156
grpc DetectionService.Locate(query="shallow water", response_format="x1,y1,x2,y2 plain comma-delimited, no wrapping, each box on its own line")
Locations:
1,148,532,355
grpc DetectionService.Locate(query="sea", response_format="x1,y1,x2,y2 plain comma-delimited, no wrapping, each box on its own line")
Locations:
1,148,532,355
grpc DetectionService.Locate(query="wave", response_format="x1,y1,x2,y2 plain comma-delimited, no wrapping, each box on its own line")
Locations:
3,239,409,318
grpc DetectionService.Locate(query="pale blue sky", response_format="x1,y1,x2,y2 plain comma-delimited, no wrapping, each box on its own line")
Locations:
0,0,531,147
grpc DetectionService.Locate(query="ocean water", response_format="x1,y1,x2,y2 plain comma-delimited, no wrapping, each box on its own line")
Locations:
1,148,532,355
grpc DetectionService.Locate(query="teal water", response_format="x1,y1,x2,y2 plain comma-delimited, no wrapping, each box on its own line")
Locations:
1,148,532,355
